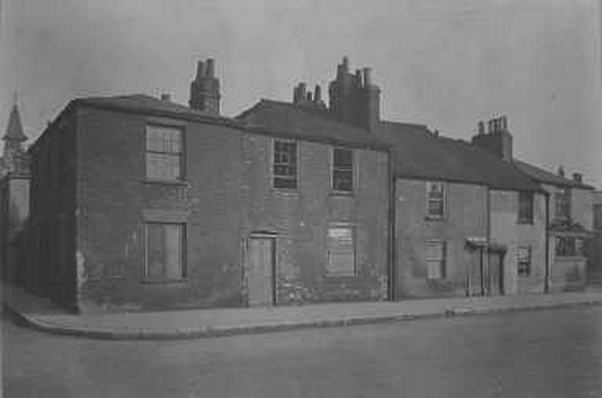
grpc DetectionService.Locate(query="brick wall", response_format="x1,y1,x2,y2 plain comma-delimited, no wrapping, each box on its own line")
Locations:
395,178,488,298
74,106,389,312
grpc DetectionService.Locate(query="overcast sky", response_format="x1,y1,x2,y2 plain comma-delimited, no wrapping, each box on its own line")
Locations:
1,0,601,187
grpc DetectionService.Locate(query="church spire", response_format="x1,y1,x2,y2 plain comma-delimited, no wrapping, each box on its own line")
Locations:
3,93,27,144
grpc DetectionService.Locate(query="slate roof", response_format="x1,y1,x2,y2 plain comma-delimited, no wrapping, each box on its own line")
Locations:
513,159,594,190
375,122,543,192
239,99,543,192
237,99,388,150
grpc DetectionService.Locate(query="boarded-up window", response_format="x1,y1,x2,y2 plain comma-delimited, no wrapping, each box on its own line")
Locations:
146,125,183,181
517,246,531,276
273,140,297,189
518,192,534,224
427,182,445,218
426,240,446,279
332,148,353,192
326,227,355,276
145,223,185,279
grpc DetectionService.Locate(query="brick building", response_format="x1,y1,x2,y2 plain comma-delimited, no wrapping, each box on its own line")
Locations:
7,56,597,312
22,59,389,312
589,191,602,286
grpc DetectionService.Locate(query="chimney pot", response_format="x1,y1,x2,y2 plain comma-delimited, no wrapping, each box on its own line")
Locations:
558,166,565,177
363,67,372,87
306,91,312,102
478,121,485,135
196,61,205,80
205,58,215,77
160,93,171,102
573,173,583,183
314,85,322,103
342,56,349,72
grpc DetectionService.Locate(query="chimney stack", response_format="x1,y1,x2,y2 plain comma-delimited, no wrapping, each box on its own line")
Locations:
558,166,565,177
573,173,583,183
471,115,513,161
160,93,171,102
189,58,221,114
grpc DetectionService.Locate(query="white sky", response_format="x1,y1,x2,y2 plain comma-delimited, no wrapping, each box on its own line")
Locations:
1,0,601,187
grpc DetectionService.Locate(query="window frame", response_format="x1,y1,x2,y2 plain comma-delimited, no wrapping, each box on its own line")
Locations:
426,181,446,219
425,239,447,280
325,225,357,277
555,236,584,258
272,139,299,190
143,222,187,282
517,246,532,277
145,124,185,182
331,147,354,193
554,188,571,222
517,191,534,225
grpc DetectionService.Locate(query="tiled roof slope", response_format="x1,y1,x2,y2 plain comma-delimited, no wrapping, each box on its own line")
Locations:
237,99,388,150
375,122,543,192
239,100,542,192
513,159,594,190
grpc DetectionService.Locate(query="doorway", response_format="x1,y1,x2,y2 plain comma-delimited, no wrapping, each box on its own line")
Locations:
246,235,276,306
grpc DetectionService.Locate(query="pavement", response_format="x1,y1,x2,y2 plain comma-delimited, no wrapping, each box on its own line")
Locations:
3,282,602,340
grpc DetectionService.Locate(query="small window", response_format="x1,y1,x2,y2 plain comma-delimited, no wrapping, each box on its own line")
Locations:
554,188,571,221
146,125,183,181
427,182,445,218
273,140,298,189
145,223,185,280
555,236,584,257
517,246,532,276
518,192,534,224
332,148,353,192
426,240,446,279
326,226,355,276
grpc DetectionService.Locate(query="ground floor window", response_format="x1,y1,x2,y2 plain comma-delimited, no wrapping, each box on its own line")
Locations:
426,240,446,279
517,246,532,277
555,236,584,257
145,223,186,280
326,226,355,276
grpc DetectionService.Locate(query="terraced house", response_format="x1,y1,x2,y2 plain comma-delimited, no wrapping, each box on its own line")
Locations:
3,56,597,312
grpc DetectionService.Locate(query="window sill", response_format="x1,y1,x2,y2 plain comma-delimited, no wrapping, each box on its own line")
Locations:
329,190,354,197
425,215,446,222
325,273,358,278
517,220,534,226
142,278,188,285
272,188,300,196
143,178,190,187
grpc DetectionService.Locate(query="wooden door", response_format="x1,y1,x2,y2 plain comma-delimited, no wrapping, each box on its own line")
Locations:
487,252,504,296
247,237,275,306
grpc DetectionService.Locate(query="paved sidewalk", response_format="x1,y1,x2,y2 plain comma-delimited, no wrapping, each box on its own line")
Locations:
3,283,602,340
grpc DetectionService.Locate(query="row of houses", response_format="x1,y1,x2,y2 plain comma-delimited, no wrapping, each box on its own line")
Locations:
0,56,598,313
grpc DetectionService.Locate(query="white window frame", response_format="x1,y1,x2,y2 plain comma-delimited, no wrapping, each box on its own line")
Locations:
145,124,184,182
144,222,186,281
331,147,354,193
517,246,532,277
426,181,446,219
426,240,446,279
272,139,299,189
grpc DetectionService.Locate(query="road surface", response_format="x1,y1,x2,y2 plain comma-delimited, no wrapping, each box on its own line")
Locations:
3,306,602,397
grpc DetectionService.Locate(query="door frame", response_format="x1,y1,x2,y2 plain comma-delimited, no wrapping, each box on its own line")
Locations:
246,232,277,306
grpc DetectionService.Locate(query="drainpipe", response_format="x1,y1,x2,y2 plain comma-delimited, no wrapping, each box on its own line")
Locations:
387,152,396,301
544,192,550,293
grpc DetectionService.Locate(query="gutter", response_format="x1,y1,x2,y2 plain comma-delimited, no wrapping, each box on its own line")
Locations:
388,151,397,301
544,192,550,294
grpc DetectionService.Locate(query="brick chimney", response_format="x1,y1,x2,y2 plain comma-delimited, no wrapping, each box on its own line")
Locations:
292,82,326,109
328,56,380,130
573,173,583,183
471,115,513,161
189,58,221,114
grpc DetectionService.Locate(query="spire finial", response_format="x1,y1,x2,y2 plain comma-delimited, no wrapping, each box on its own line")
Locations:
12,90,18,106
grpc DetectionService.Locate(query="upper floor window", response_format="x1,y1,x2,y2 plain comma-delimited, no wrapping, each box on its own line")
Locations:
332,148,353,192
426,240,446,279
427,182,445,218
273,140,297,189
554,188,571,221
518,192,534,224
517,246,532,276
146,125,183,181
